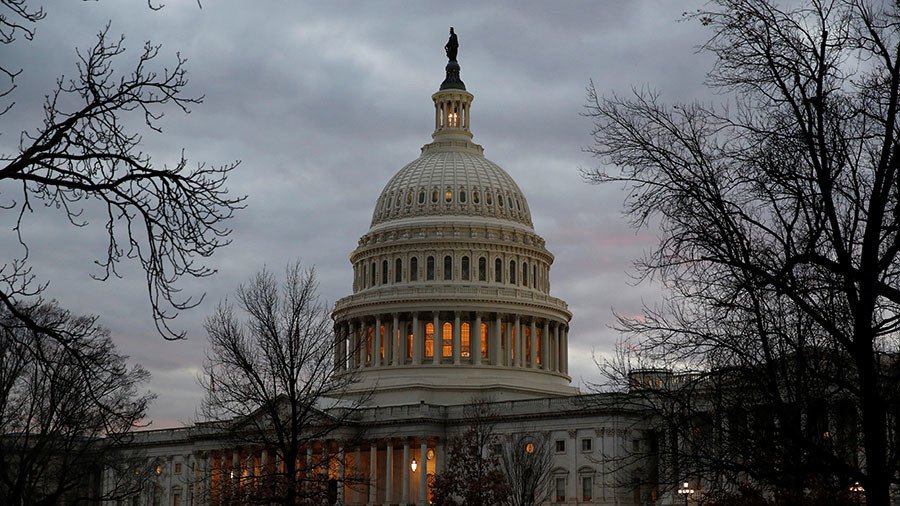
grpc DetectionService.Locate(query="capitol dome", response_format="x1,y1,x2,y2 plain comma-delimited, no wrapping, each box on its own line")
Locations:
331,48,574,405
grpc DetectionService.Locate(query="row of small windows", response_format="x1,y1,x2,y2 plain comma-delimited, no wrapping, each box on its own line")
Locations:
354,254,548,291
376,187,528,219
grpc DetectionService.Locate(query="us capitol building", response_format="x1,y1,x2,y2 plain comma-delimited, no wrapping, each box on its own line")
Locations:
110,34,663,506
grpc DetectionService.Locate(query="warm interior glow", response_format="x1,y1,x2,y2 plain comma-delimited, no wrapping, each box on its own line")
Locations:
425,323,434,358
461,322,470,358
524,442,535,454
442,323,452,358
481,323,488,358
410,458,418,472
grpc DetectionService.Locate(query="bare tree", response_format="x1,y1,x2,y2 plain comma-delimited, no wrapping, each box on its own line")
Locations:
499,431,553,506
0,302,155,505
584,0,900,504
200,262,367,505
1,1,243,342
432,397,510,506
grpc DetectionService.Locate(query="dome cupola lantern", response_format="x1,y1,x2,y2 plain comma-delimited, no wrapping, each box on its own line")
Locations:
431,27,474,146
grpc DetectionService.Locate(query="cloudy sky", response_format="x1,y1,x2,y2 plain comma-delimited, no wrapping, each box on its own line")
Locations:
2,1,716,428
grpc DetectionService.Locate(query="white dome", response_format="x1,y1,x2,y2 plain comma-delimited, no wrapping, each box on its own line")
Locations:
371,150,533,228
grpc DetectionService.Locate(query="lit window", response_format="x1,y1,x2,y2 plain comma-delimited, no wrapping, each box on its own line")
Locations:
555,477,566,502
427,256,435,280
481,323,489,358
406,323,413,360
366,326,374,364
445,189,453,203
524,442,535,454
442,322,453,359
537,329,542,366
425,323,434,358
555,440,566,453
461,322,470,358
582,476,592,501
461,256,470,281
155,464,162,475
379,325,385,360
444,255,452,280
410,257,418,281
525,326,531,365
478,257,487,281
581,438,592,452
432,190,439,203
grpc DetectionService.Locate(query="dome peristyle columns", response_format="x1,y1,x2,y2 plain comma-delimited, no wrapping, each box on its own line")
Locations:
333,313,569,376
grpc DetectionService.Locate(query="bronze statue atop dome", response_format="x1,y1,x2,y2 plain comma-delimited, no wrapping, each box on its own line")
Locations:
445,27,459,62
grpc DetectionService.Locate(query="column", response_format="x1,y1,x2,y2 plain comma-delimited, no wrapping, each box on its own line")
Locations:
452,312,461,365
530,319,538,368
333,324,343,371
392,314,400,366
385,442,394,505
369,443,378,505
260,448,268,498
473,313,482,366
337,446,345,504
542,320,550,370
218,451,227,505
514,315,522,367
554,323,562,373
419,441,428,505
401,440,410,504
349,321,358,369
432,312,440,366
505,317,513,366
493,314,502,366
374,316,382,367
412,313,422,365
562,326,569,374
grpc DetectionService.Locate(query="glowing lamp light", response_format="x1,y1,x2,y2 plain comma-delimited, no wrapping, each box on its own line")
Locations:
410,458,418,472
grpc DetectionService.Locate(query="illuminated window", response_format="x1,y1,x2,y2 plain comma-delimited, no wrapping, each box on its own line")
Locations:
495,258,502,283
445,189,453,203
537,328,542,366
366,326,374,364
481,323,488,358
523,261,528,286
478,257,487,281
442,322,452,358
406,323,413,360
461,322,470,358
524,442,535,454
410,257,418,281
443,255,452,281
432,190,439,203
395,258,402,283
511,325,516,363
509,260,517,284
427,256,435,280
379,325,385,360
425,323,434,358
525,326,531,365
461,256,470,281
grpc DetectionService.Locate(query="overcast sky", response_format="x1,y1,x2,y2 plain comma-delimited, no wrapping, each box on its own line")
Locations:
2,1,716,428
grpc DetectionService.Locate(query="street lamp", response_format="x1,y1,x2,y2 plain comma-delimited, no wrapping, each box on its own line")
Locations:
410,458,418,473
677,481,695,506
849,481,864,506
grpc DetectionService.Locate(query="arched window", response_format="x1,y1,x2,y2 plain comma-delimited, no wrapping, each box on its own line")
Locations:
495,258,503,283
431,190,439,204
460,190,467,203
366,325,375,364
379,324,386,360
410,257,419,281
461,322,470,358
442,322,453,359
461,256,470,281
370,262,376,288
536,328,542,366
525,326,532,365
425,323,434,359
418,190,425,204
498,194,504,207
427,256,435,281
395,258,403,283
478,257,487,281
481,323,489,359
406,191,413,205
523,261,528,286
533,265,537,288
509,260,517,284
444,255,453,280
473,191,480,204
381,260,388,285
486,192,493,205
444,189,453,203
